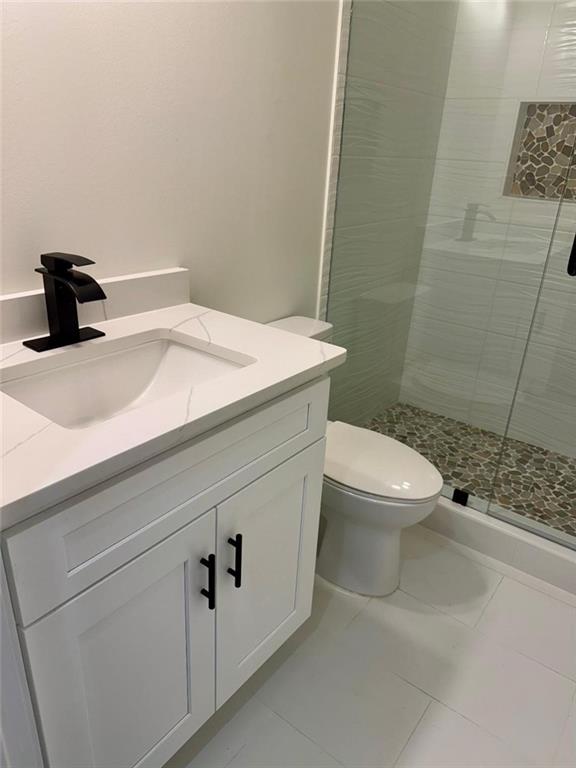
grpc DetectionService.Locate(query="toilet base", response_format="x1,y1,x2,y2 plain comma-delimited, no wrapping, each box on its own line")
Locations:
317,513,401,596
316,478,440,597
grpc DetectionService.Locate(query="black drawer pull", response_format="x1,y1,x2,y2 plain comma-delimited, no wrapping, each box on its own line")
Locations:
568,232,576,277
227,534,243,588
200,554,215,610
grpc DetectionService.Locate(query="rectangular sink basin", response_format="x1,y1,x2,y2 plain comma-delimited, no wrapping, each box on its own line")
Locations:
1,330,256,429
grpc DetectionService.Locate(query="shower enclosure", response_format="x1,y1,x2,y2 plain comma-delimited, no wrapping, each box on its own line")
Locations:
325,0,576,547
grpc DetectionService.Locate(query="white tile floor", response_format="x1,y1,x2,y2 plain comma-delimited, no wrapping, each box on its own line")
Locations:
166,526,576,768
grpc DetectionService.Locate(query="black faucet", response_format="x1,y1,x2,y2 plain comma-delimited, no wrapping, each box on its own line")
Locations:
23,253,107,352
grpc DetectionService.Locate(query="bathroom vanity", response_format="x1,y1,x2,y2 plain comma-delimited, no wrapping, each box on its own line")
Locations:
0,301,345,768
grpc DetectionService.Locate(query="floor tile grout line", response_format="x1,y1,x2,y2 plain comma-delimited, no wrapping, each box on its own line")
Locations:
415,527,576,609
504,571,576,611
396,585,483,628
386,668,543,767
400,538,576,679
359,585,576,686
255,582,565,768
222,742,246,768
391,699,432,768
413,527,512,581
470,578,576,683
412,519,576,614
254,697,347,767
474,626,576,685
471,573,504,629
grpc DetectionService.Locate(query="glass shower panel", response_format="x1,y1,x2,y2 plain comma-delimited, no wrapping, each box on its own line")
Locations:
488,150,576,547
326,0,575,542
326,0,459,426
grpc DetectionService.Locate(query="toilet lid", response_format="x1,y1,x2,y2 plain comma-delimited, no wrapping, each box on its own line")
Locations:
325,421,443,502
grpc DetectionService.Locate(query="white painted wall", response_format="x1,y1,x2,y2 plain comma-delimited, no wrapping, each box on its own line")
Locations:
1,1,339,322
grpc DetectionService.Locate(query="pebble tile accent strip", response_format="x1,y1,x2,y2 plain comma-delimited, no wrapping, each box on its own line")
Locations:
367,403,576,540
507,102,576,201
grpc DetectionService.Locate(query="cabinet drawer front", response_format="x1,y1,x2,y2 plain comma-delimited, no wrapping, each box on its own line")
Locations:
4,379,329,627
20,509,216,768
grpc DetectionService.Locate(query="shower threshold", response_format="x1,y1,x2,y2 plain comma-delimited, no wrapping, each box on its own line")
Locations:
367,403,576,546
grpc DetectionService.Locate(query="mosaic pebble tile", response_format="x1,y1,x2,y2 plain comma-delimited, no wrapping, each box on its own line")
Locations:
506,102,576,202
367,403,576,540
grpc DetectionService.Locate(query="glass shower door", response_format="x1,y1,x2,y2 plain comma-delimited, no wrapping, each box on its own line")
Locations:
487,151,576,548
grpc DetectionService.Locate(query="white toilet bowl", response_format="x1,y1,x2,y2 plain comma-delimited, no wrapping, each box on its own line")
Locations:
317,421,443,596
266,317,443,597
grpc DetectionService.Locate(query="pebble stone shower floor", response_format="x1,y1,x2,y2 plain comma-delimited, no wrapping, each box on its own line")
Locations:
367,403,576,540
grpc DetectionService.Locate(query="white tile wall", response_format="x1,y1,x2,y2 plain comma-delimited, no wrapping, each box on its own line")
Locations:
327,1,457,424
402,0,576,455
324,0,575,455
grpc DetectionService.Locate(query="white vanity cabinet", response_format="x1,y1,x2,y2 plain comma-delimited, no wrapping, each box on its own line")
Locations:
2,380,328,768
216,442,324,706
22,508,217,768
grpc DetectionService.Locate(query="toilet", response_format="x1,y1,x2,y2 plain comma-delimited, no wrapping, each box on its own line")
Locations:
267,316,443,596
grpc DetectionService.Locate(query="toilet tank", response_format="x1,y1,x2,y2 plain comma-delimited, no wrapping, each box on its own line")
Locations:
266,316,333,341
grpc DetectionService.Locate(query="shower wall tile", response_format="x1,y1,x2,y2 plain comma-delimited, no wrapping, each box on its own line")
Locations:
507,393,576,458
536,10,576,99
520,342,576,408
341,78,445,159
530,282,576,350
330,279,417,350
327,0,457,424
436,98,518,163
445,4,551,99
403,0,576,455
426,159,512,223
329,367,400,425
330,218,425,276
401,362,477,423
411,267,497,331
497,225,551,288
403,317,485,383
476,334,526,390
387,1,460,33
508,195,568,232
419,216,506,279
541,204,576,290
329,307,412,424
335,156,433,227
468,381,515,436
347,1,454,96
487,280,540,340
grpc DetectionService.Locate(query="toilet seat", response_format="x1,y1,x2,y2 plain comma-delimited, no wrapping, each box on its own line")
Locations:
323,475,440,506
325,420,443,503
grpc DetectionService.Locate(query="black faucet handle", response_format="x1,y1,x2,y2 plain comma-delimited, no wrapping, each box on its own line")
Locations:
40,252,95,273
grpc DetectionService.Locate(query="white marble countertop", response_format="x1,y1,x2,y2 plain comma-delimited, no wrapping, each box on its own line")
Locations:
0,303,345,529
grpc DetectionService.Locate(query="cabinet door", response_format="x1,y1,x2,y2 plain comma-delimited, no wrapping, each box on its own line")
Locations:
21,508,216,768
216,440,325,705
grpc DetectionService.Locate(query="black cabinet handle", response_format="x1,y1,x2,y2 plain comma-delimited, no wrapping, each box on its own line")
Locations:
200,554,215,610
227,534,243,588
568,233,576,277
